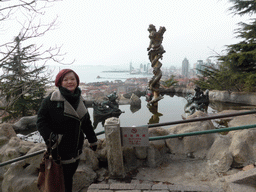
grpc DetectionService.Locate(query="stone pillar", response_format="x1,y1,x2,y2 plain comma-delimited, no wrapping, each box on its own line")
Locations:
104,117,125,178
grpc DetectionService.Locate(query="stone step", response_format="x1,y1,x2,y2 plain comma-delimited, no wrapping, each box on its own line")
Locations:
87,183,224,192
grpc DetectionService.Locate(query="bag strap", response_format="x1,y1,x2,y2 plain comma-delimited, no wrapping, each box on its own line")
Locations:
48,133,61,161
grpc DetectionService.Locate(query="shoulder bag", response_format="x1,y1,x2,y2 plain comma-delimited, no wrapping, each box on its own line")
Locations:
37,133,65,192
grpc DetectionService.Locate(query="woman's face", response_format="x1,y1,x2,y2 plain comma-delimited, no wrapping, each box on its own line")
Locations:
61,72,77,93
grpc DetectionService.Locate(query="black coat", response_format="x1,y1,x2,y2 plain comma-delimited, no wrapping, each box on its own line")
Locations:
36,90,97,160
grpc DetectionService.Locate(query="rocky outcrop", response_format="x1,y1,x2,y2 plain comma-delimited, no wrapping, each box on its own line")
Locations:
130,93,141,107
0,124,102,192
206,110,256,172
1,110,256,191
166,111,216,159
12,115,37,131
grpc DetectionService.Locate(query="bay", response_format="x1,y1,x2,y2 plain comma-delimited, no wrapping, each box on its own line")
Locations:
47,64,152,84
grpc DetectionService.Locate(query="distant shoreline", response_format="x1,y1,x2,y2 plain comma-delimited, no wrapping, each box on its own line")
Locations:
102,70,130,73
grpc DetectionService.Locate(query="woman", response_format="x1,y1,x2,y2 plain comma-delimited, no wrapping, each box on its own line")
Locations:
37,69,98,192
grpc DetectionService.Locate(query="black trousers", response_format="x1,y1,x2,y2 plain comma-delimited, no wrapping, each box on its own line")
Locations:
62,160,80,192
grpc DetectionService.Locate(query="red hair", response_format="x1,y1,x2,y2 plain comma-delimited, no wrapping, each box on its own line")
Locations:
55,69,80,87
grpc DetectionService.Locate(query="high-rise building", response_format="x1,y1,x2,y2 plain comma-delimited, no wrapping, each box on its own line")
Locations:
182,58,189,78
196,60,204,75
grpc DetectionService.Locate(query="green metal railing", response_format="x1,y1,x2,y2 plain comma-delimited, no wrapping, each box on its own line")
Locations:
94,110,256,136
1,110,256,167
149,124,256,141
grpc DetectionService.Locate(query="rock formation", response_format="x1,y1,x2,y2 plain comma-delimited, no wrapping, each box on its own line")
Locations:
0,110,256,191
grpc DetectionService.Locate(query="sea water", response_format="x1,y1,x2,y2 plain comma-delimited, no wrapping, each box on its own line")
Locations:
47,64,152,84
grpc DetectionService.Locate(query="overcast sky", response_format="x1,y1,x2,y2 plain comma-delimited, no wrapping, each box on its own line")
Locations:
1,0,252,68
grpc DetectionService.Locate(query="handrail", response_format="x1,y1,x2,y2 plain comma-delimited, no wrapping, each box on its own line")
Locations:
94,110,256,135
146,110,256,128
0,149,45,167
1,110,256,167
149,124,256,141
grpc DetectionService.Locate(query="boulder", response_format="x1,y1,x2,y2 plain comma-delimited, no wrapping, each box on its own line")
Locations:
227,111,256,128
80,146,99,171
1,138,99,192
73,164,97,192
147,128,170,168
1,143,45,192
12,115,38,130
229,129,256,167
149,127,169,152
166,111,216,158
118,94,131,105
130,93,141,107
206,110,256,171
2,161,39,192
123,146,141,170
1,109,256,190
0,123,16,147
207,135,233,172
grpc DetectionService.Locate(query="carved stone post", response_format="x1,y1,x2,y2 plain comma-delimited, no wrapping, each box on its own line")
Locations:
104,117,125,178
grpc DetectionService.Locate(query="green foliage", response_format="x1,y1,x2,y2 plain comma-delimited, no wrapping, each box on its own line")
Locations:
244,72,256,92
0,35,49,120
228,0,256,15
195,0,256,92
161,75,178,88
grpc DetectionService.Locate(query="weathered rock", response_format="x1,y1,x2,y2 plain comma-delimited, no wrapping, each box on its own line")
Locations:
0,138,22,163
207,135,233,172
123,90,144,100
146,144,166,168
148,128,169,154
0,123,16,140
1,144,45,192
23,144,46,175
0,123,16,146
130,93,142,112
130,93,141,107
123,146,139,170
95,168,108,182
166,111,216,158
134,146,148,159
229,129,256,167
228,110,256,128
92,140,108,166
2,161,39,192
80,147,99,171
1,109,256,190
130,104,141,113
118,94,131,105
225,167,256,192
73,164,97,192
12,115,37,130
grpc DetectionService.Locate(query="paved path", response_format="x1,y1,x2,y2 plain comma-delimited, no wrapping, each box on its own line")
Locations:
84,167,256,192
86,181,224,192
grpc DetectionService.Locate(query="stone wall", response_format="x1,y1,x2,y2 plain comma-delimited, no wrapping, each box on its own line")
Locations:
173,88,256,105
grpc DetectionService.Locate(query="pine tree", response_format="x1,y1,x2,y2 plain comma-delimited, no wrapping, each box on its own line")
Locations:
0,1,72,121
195,0,256,92
0,34,49,120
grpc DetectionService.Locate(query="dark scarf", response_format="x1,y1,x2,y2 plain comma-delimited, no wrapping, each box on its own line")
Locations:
59,86,81,110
